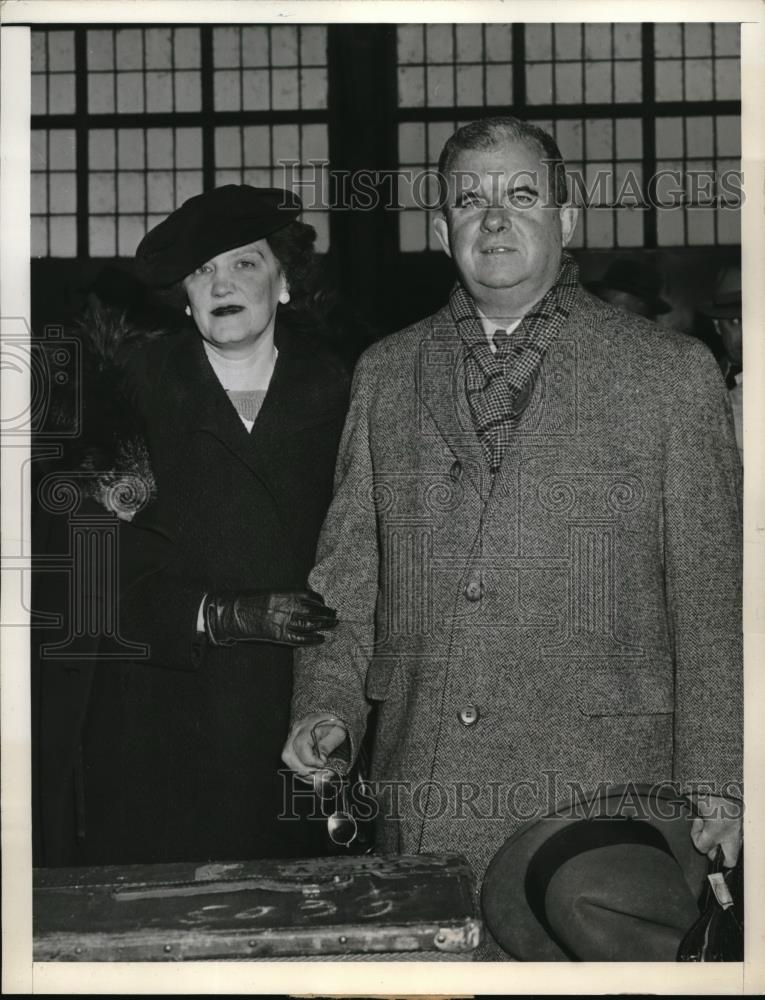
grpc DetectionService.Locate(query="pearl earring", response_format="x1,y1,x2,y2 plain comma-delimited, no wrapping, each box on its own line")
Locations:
185,305,191,316
280,290,291,304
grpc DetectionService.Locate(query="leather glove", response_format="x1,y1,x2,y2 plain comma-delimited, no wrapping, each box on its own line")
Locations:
204,589,338,647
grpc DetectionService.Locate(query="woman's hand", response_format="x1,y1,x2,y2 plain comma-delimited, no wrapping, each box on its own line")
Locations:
204,589,337,647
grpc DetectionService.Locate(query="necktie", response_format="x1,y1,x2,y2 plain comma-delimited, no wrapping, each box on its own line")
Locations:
492,328,512,357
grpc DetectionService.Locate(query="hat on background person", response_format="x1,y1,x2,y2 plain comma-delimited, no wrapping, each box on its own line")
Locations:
587,257,671,318
481,784,708,962
698,262,742,320
134,185,303,288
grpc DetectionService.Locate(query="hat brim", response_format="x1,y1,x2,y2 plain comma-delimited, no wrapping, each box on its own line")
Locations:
586,281,672,315
480,784,708,962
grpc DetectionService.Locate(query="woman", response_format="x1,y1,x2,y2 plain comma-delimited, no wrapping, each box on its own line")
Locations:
38,186,350,865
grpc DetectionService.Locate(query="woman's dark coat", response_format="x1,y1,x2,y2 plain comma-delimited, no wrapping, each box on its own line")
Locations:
35,319,350,866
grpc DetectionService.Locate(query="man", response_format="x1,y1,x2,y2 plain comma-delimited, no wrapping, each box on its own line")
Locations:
700,261,743,462
282,118,742,890
586,256,672,321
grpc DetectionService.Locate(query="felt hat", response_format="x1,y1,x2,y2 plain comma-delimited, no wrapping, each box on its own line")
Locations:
698,263,742,319
134,185,302,288
481,784,708,962
587,258,671,315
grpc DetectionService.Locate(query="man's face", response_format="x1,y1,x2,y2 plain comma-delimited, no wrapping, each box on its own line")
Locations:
433,139,578,315
182,239,288,352
716,316,743,368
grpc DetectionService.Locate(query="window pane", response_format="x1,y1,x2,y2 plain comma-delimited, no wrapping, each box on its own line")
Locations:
584,24,611,59
145,28,172,69
271,26,299,66
300,26,326,65
684,22,712,58
214,27,240,68
49,132,76,169
616,119,642,159
49,216,77,257
526,25,552,60
116,72,144,112
146,71,173,112
614,23,641,57
398,66,425,107
555,63,583,104
243,69,270,110
87,30,114,70
586,119,613,160
485,24,512,62
175,28,201,68
584,61,611,102
215,128,242,168
686,117,714,158
90,173,116,212
89,74,114,113
301,68,327,109
456,24,483,62
49,31,75,71
457,64,483,105
175,72,202,112
714,23,740,57
614,61,641,102
272,68,299,110
116,29,143,70
685,59,713,101
527,63,552,104
215,70,240,111
49,74,75,114
656,60,683,101
117,130,145,169
89,216,116,257
426,24,453,62
715,59,739,100
398,25,424,64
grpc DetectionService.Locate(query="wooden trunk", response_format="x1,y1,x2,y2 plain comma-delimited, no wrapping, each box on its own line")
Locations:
34,852,482,961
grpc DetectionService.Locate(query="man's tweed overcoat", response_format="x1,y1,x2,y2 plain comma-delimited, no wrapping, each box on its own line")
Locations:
291,287,743,882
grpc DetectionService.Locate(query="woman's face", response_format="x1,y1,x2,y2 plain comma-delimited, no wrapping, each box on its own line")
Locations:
182,239,288,353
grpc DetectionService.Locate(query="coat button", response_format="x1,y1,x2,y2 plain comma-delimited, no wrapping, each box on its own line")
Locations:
458,705,480,727
464,577,482,602
450,460,462,481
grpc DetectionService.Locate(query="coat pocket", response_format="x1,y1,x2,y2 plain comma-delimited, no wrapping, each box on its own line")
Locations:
576,663,674,716
365,657,398,701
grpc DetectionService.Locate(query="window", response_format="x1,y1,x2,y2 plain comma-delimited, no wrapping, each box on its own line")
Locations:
30,25,330,257
395,22,741,251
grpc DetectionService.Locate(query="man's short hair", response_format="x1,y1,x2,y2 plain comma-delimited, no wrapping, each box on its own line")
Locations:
437,116,569,211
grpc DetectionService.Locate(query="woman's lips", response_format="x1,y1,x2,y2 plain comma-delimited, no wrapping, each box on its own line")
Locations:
211,305,245,316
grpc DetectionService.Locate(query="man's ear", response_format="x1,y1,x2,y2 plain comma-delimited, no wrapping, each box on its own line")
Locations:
559,205,579,247
433,213,452,258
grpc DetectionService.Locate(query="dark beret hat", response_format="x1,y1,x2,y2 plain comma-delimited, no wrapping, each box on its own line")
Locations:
134,185,302,288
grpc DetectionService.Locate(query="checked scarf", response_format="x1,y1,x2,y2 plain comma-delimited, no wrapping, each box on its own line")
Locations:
449,251,580,475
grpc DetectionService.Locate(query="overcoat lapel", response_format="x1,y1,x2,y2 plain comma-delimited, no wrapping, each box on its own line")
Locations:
414,306,489,500
160,324,342,507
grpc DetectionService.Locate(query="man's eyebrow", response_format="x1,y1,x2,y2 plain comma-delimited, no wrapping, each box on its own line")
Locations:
507,183,539,195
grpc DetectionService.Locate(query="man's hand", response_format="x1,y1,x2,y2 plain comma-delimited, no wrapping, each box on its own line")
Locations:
282,712,349,781
204,590,337,647
690,794,743,866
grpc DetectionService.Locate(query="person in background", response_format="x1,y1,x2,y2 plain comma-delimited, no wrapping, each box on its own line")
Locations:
281,117,743,959
586,256,671,322
699,262,743,462
36,186,349,865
